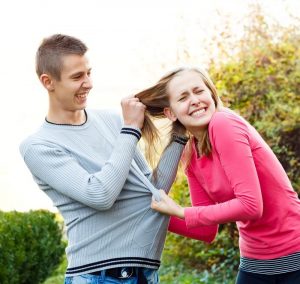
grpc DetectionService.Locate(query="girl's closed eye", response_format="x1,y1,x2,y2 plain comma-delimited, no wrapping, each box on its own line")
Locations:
178,96,187,102
178,92,189,101
195,89,204,94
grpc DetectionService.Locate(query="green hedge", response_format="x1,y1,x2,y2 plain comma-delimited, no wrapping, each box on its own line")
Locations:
0,210,66,284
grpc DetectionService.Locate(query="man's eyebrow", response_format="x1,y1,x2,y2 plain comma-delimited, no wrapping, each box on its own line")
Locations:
70,68,92,78
70,72,83,77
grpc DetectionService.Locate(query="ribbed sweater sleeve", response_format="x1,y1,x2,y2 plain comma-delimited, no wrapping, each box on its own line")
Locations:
21,128,141,211
134,140,188,193
133,148,152,178
185,112,263,227
151,141,187,193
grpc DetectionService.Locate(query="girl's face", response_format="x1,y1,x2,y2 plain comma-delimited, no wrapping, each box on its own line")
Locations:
164,70,216,138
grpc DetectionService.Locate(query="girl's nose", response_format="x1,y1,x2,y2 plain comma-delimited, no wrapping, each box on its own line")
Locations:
190,93,200,105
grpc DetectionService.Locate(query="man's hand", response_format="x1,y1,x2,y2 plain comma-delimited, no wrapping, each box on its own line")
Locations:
121,96,146,129
151,190,185,219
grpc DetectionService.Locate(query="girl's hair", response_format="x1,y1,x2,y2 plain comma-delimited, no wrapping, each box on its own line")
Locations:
135,67,222,171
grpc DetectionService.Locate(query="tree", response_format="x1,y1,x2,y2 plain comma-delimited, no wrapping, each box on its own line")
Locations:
209,3,300,191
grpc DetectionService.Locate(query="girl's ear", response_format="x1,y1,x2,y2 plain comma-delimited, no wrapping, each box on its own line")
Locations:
40,74,55,92
164,107,177,122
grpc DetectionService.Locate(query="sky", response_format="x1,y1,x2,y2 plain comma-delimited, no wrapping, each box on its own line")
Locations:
0,0,299,212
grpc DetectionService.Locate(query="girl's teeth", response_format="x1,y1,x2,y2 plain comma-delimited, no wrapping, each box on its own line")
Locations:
192,109,205,116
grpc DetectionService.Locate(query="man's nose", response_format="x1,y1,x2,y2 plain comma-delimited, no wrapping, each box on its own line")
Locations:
83,74,93,89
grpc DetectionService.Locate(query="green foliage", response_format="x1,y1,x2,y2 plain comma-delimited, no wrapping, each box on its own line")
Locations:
209,4,300,192
0,210,66,284
43,255,67,284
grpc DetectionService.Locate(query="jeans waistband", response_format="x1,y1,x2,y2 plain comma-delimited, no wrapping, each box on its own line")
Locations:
90,267,137,279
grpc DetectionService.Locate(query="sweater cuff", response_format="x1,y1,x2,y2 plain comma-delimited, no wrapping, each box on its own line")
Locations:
120,126,142,140
172,134,189,146
184,207,199,229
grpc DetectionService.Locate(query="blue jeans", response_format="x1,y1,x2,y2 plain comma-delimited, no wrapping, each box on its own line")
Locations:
236,269,300,284
64,268,159,284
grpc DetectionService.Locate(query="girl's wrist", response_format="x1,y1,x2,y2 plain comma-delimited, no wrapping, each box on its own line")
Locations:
176,206,185,219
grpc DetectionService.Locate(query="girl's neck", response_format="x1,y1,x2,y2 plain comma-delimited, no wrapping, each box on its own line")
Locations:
190,129,205,142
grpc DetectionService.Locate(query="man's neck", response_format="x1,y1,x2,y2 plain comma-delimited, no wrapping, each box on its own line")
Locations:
46,109,87,125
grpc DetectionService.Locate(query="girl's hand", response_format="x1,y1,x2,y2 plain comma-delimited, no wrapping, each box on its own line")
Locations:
151,189,185,219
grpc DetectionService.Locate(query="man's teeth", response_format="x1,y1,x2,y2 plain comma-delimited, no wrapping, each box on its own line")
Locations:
77,94,87,98
191,109,205,116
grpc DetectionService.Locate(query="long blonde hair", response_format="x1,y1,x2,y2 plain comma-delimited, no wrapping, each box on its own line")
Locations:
135,67,222,171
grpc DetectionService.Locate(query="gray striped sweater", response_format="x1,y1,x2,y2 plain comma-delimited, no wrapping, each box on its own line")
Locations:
19,109,186,276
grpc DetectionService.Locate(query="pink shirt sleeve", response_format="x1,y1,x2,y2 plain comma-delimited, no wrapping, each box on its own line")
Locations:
185,112,263,228
168,167,218,243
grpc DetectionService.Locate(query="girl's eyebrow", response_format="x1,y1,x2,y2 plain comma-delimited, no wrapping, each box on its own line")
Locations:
178,91,189,97
192,86,203,92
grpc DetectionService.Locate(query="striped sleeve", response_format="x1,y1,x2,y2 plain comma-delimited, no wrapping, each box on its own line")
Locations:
120,126,141,140
150,135,189,193
21,130,140,211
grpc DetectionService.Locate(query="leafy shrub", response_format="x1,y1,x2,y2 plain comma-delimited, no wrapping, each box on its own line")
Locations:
209,4,300,192
0,210,66,284
43,255,67,284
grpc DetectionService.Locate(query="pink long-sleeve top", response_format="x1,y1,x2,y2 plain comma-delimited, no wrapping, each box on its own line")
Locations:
169,109,300,260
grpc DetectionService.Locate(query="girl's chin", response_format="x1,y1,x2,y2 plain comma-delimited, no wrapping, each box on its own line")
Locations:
186,121,210,131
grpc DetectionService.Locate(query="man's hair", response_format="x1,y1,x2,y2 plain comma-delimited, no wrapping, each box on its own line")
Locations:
36,34,88,80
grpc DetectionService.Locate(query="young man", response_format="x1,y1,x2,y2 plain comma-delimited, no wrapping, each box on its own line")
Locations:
19,34,188,283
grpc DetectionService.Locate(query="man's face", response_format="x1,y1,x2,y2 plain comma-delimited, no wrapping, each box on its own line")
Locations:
50,54,93,112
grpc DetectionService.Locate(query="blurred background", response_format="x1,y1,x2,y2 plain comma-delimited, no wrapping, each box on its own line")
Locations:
0,0,299,283
0,0,298,212
0,0,300,211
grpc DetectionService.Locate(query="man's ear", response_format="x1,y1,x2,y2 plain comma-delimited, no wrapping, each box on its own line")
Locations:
40,74,55,92
164,107,177,122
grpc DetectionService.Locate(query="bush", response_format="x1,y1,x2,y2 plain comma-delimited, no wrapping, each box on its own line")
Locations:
209,4,300,192
43,255,67,284
0,210,66,284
